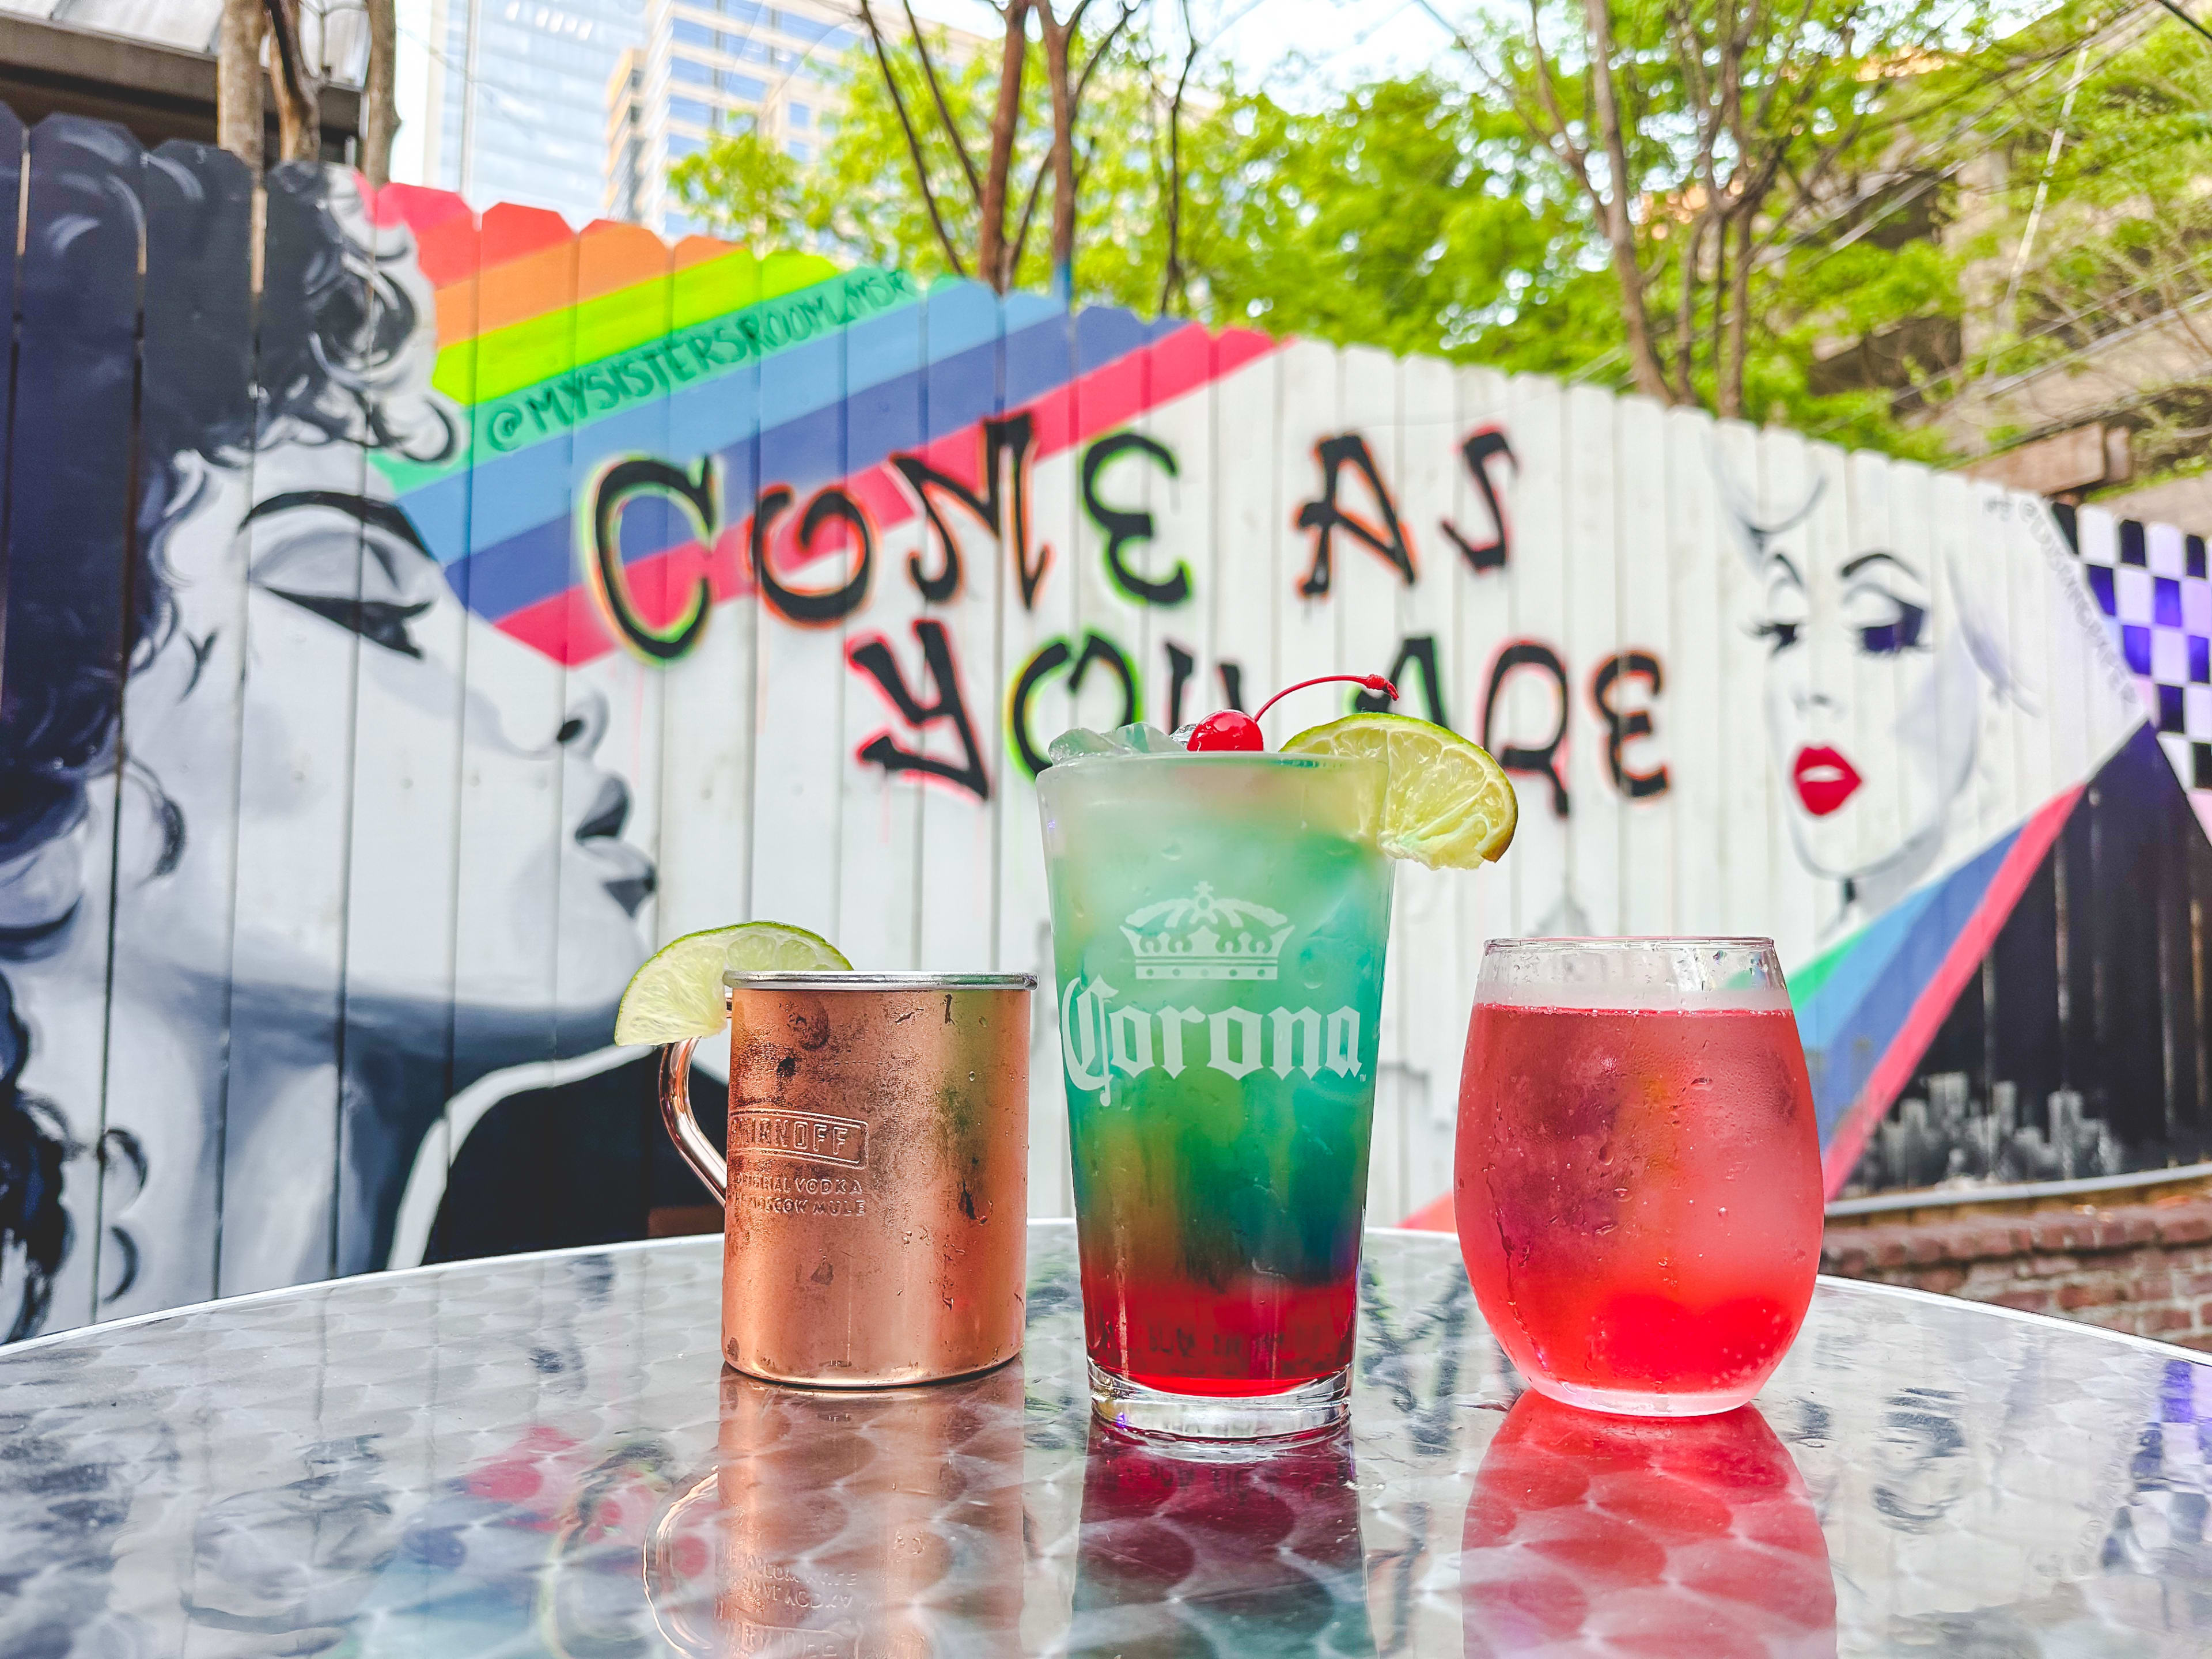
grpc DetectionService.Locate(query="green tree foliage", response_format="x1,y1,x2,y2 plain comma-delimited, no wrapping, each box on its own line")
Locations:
667,125,804,249
672,32,1162,302
1938,9,2212,480
673,48,1593,358
670,3,2202,465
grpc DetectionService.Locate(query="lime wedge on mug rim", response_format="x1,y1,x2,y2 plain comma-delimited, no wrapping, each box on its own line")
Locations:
1283,711,1518,869
613,921,851,1046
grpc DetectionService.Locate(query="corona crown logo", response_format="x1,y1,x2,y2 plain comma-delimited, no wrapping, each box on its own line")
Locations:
1120,883,1294,982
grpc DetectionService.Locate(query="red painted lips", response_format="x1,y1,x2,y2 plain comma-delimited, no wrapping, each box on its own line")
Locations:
1791,745,1862,817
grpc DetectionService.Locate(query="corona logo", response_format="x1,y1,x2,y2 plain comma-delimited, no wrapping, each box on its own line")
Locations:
1059,974,1364,1104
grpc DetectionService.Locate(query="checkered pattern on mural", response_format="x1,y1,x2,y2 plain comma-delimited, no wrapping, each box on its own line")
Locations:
2074,514,2212,791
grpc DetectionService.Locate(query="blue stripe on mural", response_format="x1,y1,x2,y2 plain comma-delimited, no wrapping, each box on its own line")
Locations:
1077,303,1154,372
1795,827,2019,1142
403,296,922,563
442,309,1075,624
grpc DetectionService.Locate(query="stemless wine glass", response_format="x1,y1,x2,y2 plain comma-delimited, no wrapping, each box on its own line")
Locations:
1456,938,1824,1417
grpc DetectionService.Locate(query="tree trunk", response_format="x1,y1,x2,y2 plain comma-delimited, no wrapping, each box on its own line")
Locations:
217,0,264,172
1673,209,1706,404
976,0,1030,290
263,0,321,165
361,0,399,190
1037,7,1078,302
1578,0,1671,403
1720,207,1754,419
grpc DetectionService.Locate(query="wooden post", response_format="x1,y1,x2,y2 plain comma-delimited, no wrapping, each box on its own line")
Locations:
362,0,399,189
216,0,264,172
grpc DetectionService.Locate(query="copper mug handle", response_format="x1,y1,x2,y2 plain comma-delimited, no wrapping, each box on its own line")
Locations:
659,1036,728,1203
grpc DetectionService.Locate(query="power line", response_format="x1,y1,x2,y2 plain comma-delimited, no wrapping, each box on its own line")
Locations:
1785,1,2160,266
1810,248,2212,437
2150,0,2212,50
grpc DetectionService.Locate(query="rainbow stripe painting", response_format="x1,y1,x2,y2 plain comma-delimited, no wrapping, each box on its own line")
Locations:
369,184,1276,669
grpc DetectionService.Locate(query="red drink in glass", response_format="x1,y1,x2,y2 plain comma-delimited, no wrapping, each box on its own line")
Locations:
1456,940,1823,1416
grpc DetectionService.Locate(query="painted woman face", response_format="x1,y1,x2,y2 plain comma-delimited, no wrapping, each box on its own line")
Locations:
1750,518,1983,885
116,188,651,1049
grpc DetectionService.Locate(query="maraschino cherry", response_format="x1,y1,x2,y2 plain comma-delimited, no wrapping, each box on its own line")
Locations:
1185,673,1399,752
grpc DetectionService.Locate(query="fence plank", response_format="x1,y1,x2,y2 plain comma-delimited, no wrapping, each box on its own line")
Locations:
999,294,1080,1218
1765,427,1825,968
1210,338,1281,733
1453,365,1516,960
1271,340,1342,749
834,271,928,975
1564,383,1623,937
1961,478,2023,859
1615,393,1672,935
1713,418,1776,949
5,118,145,1333
328,183,482,1279
748,251,851,948
1392,351,1463,1221
567,218,678,959
96,139,257,1320
915,281,1006,973
426,204,582,1264
1336,344,1405,1222
371,183,485,1273
1500,372,1567,937
213,161,379,1295
1662,406,1722,936
654,240,762,945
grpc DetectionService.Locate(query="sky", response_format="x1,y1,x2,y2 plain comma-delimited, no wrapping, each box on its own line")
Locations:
911,0,1466,108
384,0,1475,200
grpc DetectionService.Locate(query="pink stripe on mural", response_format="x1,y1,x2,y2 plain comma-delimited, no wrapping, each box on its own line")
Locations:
503,323,1285,666
1819,786,2085,1197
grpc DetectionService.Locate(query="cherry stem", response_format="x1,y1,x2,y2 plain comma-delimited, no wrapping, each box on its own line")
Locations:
1252,673,1399,725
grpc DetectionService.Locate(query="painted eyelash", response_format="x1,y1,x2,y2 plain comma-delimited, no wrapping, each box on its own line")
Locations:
264,590,431,658
1750,619,1801,652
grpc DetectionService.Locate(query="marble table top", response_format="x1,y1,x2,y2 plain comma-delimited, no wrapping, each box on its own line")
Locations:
2,1221,2210,1656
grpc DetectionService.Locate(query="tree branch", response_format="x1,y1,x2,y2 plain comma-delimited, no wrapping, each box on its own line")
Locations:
1073,0,1141,108
262,0,320,164
1158,0,1201,316
1576,0,1672,400
1008,150,1051,274
902,0,982,202
858,0,970,279
977,0,1031,287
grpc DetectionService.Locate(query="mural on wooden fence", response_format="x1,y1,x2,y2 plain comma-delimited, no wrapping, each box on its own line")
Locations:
2,111,2208,1342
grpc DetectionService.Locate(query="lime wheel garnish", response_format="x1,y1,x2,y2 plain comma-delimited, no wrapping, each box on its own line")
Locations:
613,921,851,1046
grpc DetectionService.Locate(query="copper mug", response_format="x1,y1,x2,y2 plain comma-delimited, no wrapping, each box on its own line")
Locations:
658,971,1033,1385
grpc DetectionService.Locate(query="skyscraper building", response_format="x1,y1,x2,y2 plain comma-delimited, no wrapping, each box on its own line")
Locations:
609,0,982,237
615,0,866,236
423,0,642,223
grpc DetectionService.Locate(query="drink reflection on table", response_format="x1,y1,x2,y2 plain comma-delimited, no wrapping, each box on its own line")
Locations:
647,1363,1027,1657
1460,1392,1836,1658
1066,1422,1377,1657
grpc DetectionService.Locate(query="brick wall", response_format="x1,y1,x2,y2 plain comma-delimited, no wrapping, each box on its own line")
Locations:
1822,1194,2212,1350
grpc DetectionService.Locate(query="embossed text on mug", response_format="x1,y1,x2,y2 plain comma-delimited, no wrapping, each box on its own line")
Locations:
732,1109,868,1168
